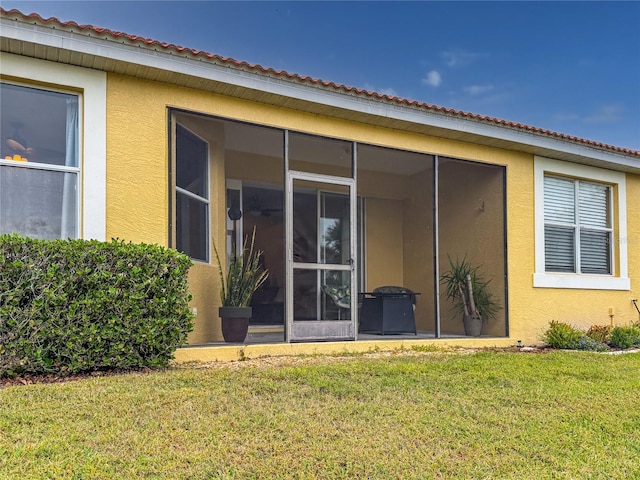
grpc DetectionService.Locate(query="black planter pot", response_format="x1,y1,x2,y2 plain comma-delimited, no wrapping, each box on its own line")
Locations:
463,313,483,337
219,306,252,343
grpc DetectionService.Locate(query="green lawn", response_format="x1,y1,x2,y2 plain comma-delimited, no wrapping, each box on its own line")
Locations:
1,349,639,479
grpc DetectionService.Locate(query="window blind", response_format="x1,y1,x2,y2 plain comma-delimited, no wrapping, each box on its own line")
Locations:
543,175,611,275
544,225,575,272
544,176,575,272
578,181,611,274
544,176,575,224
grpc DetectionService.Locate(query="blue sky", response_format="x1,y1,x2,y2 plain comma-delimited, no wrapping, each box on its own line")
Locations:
2,1,639,150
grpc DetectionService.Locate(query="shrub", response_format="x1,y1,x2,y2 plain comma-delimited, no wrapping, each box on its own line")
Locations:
572,336,610,352
542,321,583,349
609,323,640,350
586,324,612,344
0,234,194,377
542,321,609,352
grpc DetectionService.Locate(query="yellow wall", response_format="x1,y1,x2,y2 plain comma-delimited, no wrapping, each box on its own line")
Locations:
438,159,507,336
358,169,409,200
106,75,169,245
225,150,283,184
173,113,227,344
509,172,640,343
105,72,640,345
503,160,640,343
402,168,435,331
365,197,405,289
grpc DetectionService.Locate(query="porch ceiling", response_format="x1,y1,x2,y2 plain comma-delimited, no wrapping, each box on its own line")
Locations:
2,24,639,174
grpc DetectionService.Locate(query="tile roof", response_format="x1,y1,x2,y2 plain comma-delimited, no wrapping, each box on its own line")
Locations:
1,7,639,158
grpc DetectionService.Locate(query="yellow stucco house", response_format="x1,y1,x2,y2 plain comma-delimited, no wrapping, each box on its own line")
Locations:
1,9,639,354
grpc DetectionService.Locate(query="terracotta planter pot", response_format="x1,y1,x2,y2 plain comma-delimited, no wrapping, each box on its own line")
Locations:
219,306,252,343
463,313,483,337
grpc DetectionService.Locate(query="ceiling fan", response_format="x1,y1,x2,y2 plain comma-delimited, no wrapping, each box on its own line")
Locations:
247,195,283,217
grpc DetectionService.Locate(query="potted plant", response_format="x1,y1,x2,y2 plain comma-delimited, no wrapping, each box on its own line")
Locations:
440,255,501,336
213,227,268,342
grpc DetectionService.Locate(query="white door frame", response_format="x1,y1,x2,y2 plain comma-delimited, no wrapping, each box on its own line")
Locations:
285,170,357,342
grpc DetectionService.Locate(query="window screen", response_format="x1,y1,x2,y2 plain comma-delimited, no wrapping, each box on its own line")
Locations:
175,124,209,262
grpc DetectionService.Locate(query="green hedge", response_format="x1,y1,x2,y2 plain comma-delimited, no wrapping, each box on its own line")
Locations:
0,234,194,377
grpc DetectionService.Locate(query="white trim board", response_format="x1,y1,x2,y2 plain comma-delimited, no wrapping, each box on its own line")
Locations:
533,156,630,290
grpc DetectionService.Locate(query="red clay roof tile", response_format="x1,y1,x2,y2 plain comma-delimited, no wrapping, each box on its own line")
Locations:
2,7,638,158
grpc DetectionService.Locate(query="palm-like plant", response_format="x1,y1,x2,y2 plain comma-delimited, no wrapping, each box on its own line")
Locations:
440,255,500,323
214,227,269,307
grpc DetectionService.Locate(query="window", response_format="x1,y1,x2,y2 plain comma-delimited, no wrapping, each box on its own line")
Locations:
544,176,612,274
0,82,80,239
534,157,629,290
175,124,209,262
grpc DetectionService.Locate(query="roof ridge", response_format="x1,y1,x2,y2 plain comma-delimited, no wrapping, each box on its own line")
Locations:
1,7,639,158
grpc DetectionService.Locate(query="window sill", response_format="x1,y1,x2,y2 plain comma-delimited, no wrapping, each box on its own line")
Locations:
533,273,630,291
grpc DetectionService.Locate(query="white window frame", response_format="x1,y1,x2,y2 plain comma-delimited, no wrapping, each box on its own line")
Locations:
225,179,243,262
1,82,81,239
175,123,210,263
534,156,629,290
0,53,107,240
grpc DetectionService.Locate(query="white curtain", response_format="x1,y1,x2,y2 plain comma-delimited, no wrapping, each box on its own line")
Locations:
61,97,78,238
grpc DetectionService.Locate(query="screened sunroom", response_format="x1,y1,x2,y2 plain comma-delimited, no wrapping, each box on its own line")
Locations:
170,109,507,343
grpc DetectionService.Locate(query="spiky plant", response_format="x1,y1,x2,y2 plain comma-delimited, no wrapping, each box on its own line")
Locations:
213,227,269,307
440,255,501,323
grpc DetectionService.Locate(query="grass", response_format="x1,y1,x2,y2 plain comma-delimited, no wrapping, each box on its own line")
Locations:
1,350,639,479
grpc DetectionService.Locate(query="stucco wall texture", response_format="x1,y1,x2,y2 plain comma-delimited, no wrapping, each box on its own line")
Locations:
105,73,639,345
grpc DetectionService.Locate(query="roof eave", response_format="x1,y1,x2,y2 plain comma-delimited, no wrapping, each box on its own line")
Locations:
1,14,639,174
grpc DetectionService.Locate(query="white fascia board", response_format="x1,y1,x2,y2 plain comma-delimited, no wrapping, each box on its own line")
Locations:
2,18,638,171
